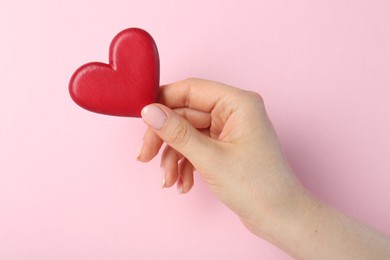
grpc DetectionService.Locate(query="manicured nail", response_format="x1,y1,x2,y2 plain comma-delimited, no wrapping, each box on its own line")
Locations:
160,167,166,188
177,180,183,194
141,105,167,130
135,144,142,161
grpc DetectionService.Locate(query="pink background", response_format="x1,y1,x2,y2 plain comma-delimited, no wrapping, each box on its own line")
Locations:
1,0,390,259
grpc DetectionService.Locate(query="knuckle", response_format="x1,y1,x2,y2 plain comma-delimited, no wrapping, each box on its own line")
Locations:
246,90,264,104
240,90,265,110
167,120,191,149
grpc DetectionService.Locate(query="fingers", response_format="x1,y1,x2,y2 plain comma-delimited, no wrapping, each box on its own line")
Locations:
160,145,194,194
173,107,211,129
141,104,220,168
137,107,212,162
137,127,163,162
159,78,240,112
160,145,181,188
139,78,239,194
178,158,194,194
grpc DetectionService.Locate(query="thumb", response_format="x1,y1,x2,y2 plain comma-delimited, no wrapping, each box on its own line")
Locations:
141,104,217,166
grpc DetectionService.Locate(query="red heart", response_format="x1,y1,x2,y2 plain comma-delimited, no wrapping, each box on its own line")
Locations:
69,28,159,117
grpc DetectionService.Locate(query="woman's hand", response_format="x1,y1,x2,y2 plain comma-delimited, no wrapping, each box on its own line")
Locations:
137,78,304,232
137,78,390,259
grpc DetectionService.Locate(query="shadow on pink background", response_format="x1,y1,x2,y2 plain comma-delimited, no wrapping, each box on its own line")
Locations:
1,0,389,259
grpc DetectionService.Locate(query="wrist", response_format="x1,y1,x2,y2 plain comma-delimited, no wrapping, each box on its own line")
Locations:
247,181,321,242
257,186,324,258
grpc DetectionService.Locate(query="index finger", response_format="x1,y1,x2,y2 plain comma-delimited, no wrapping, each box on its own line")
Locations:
158,78,240,112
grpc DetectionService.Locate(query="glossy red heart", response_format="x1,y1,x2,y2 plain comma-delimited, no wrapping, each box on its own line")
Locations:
69,28,159,117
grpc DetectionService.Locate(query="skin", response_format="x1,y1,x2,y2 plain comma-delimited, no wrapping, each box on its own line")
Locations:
137,78,390,259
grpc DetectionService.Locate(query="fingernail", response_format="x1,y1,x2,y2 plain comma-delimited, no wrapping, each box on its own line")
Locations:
177,180,183,194
141,105,167,130
160,167,166,189
135,144,142,161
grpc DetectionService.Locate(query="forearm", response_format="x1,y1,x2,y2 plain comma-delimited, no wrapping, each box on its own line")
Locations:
258,190,390,259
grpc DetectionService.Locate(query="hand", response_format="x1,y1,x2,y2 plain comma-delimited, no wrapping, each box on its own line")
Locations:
137,78,304,233
137,78,390,259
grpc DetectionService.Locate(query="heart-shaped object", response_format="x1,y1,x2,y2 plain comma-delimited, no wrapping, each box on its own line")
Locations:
69,28,159,117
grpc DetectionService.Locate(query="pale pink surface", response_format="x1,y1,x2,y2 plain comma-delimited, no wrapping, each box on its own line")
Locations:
1,0,389,259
